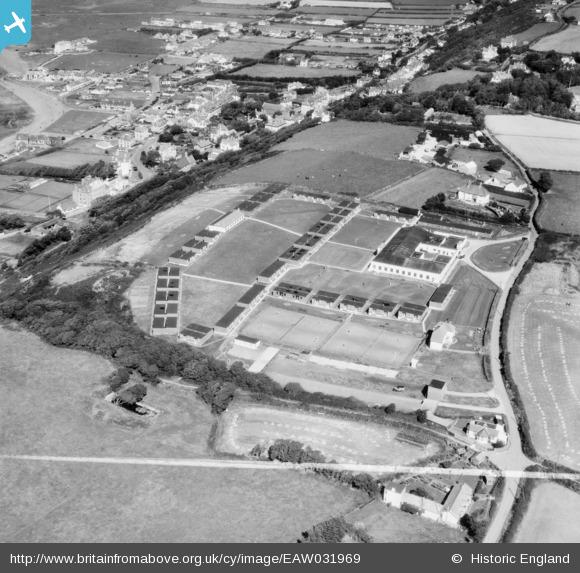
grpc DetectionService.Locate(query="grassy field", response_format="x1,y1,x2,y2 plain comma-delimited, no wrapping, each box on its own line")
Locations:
216,149,424,196
310,241,374,271
471,240,527,273
345,500,464,543
212,38,296,59
513,483,580,543
486,115,580,171
0,459,365,542
0,233,34,261
450,147,520,180
408,69,483,93
506,264,580,470
532,25,580,54
331,215,400,250
371,168,467,208
0,179,74,214
536,171,580,234
512,22,560,45
216,404,440,465
48,52,153,74
28,150,111,169
252,198,331,234
284,263,436,305
185,219,296,284
274,120,421,161
45,110,112,135
180,276,248,328
231,63,360,78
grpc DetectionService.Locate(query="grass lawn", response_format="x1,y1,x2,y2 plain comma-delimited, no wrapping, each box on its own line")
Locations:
216,149,424,197
513,483,580,543
512,22,560,44
252,198,331,234
29,151,111,168
0,181,74,214
472,240,526,273
409,69,483,93
310,242,374,271
231,63,360,78
45,110,112,135
532,25,580,54
331,215,401,250
536,171,580,235
184,219,296,284
211,38,296,60
47,52,153,74
0,460,365,543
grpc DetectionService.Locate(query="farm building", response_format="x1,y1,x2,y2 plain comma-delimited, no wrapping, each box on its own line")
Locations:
179,323,214,346
238,284,266,309
428,283,455,310
207,210,244,233
214,304,247,336
257,260,287,284
272,283,311,302
368,227,461,284
457,184,490,207
339,295,368,313
367,299,397,319
396,303,427,323
310,290,341,309
429,322,456,351
427,379,448,401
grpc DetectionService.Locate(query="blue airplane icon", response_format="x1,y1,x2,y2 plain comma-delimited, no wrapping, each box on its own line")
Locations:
1,1,31,52
4,12,27,35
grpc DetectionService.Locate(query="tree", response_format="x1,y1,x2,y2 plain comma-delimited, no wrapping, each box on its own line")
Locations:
116,383,147,407
485,158,505,172
416,409,428,423
385,403,396,415
537,171,553,193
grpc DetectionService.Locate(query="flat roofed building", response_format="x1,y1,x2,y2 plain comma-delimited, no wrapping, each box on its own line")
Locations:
182,239,209,253
272,282,311,302
309,221,335,236
279,246,309,263
238,284,266,308
428,283,455,310
339,294,368,313
168,249,196,266
195,228,220,242
257,260,287,284
295,233,322,249
367,299,397,318
234,334,261,350
397,303,427,322
427,379,448,401
238,200,261,212
179,323,213,346
151,315,179,335
207,209,244,233
157,266,181,278
214,304,246,335
310,290,340,309
154,302,179,316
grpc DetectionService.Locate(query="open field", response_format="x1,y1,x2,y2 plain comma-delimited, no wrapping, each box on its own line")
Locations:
0,459,365,543
212,38,296,60
180,276,248,328
345,500,464,543
511,22,560,45
185,219,296,284
28,150,111,169
284,263,436,305
274,120,421,161
506,263,580,470
0,233,34,260
252,198,330,234
216,404,440,465
370,168,467,208
513,483,580,543
216,149,424,196
310,241,374,271
0,179,74,214
486,114,580,171
47,52,153,74
231,63,360,79
532,25,580,54
45,110,112,135
471,240,526,273
535,171,580,234
331,215,400,250
408,69,483,93
450,147,520,181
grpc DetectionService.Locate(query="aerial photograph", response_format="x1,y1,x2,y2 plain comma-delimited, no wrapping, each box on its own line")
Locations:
1,0,580,551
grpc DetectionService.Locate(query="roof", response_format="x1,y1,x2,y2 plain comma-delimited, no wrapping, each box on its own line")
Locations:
429,283,454,304
311,290,340,303
432,322,456,342
259,259,286,278
238,284,265,305
398,303,426,316
196,228,220,238
215,304,246,329
430,379,447,390
209,210,243,229
181,323,213,339
460,184,489,197
369,299,397,312
340,294,367,308
236,334,259,344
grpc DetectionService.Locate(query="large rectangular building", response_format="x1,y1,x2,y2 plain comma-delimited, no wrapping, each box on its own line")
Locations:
207,210,244,233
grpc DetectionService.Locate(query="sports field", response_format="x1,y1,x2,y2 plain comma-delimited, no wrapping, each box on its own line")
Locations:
532,25,580,54
45,110,112,135
310,242,373,272
185,219,296,284
408,69,482,93
283,264,436,305
535,171,580,235
471,240,526,273
486,115,580,172
216,404,440,465
331,215,401,250
252,198,331,234
513,483,580,543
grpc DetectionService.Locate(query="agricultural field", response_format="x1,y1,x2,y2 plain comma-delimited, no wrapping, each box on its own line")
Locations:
486,114,580,172
216,149,425,196
44,110,112,135
345,500,465,543
231,64,360,79
284,263,436,305
0,459,365,543
408,69,483,93
532,25,580,54
506,261,580,471
216,404,441,465
471,240,527,273
184,219,296,285
513,483,580,543
535,171,580,235
370,168,467,208
253,198,331,234
211,38,297,60
274,120,421,161
511,22,560,45
331,215,401,250
0,179,74,214
310,241,374,271
28,151,110,169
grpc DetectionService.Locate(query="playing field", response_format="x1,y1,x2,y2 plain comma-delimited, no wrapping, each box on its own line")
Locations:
535,171,580,235
408,69,482,93
45,110,112,135
371,168,468,208
513,483,580,543
216,404,440,465
486,115,580,171
253,198,331,234
283,264,436,305
185,219,296,284
310,242,374,272
471,240,526,273
532,25,580,54
0,179,74,214
331,215,401,250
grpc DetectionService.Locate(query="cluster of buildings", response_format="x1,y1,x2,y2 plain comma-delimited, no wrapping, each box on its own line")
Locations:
151,267,181,335
53,38,96,55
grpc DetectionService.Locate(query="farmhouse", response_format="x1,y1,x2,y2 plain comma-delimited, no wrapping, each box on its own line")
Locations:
272,283,311,302
214,304,247,336
465,418,507,448
368,227,461,284
429,322,456,351
428,283,455,310
457,184,490,206
310,290,341,309
367,299,397,319
207,210,244,233
339,295,368,313
257,260,287,284
179,323,213,346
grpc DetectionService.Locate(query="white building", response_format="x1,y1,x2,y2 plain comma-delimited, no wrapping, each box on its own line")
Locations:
207,210,244,233
481,45,498,62
429,322,456,351
457,184,490,206
159,142,178,162
466,419,507,448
